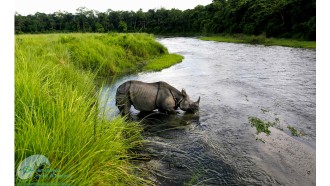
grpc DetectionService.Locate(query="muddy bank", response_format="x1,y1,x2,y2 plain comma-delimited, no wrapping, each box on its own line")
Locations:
254,128,315,185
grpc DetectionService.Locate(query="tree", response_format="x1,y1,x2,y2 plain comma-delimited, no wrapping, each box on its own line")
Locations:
95,22,105,32
118,20,127,32
14,0,315,40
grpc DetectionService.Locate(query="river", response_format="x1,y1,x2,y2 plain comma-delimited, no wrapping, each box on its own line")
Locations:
100,37,316,185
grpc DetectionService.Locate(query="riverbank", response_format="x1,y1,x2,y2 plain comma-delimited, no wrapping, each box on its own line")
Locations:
15,33,182,185
200,34,316,49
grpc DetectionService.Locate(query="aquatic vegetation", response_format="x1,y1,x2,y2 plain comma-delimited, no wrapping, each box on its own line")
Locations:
275,117,280,124
249,116,304,138
248,116,277,136
287,125,304,137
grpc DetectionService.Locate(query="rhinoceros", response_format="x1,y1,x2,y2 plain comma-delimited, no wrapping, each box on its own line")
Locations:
116,80,200,115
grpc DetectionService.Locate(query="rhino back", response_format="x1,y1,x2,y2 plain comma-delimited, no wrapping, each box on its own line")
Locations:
129,81,158,111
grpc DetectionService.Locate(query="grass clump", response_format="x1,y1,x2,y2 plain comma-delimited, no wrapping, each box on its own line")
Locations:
200,34,315,49
287,125,304,137
15,33,173,185
248,117,276,136
143,54,184,71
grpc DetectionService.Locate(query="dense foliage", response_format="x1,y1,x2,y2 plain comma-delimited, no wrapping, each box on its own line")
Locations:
15,33,182,185
15,0,315,40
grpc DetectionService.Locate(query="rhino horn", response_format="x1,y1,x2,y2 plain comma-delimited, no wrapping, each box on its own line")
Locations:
196,96,200,104
182,89,187,98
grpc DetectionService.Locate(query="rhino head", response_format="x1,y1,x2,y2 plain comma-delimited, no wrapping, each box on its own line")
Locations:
179,89,200,114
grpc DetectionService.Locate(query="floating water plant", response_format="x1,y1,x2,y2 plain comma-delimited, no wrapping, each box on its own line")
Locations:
248,116,278,136
287,125,303,137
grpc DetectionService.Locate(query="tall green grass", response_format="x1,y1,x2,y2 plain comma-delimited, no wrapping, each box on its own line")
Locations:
16,33,181,77
15,33,180,185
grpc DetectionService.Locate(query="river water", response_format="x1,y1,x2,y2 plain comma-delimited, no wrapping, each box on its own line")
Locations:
100,38,316,185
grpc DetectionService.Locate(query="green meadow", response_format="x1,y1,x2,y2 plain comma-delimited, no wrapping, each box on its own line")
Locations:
200,34,316,49
15,33,183,185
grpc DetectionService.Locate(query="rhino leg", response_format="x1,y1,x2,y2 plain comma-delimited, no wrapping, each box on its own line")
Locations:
158,108,166,113
166,107,177,114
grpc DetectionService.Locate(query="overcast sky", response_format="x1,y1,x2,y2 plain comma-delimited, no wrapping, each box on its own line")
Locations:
15,0,213,15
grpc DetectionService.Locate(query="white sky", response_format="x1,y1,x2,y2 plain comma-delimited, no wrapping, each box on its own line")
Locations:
15,0,213,15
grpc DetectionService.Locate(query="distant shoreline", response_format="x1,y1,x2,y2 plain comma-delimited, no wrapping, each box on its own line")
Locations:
199,34,316,49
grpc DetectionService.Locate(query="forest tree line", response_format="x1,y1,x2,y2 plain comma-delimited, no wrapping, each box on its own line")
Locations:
15,0,316,40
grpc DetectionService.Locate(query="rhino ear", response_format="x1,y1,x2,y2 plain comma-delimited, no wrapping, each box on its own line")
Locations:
196,96,200,104
182,89,187,98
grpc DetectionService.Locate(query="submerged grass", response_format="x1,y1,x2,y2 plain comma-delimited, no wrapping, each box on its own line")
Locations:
200,34,316,49
249,116,304,139
248,116,279,136
248,117,273,135
15,33,182,185
287,125,304,137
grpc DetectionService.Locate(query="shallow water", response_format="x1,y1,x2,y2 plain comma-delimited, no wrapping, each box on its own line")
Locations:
100,38,316,185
